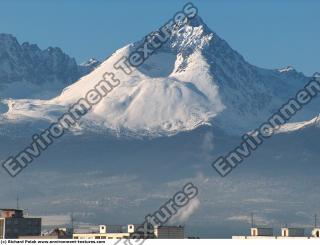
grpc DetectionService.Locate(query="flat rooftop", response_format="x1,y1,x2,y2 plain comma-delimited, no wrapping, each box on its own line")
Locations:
0,208,23,211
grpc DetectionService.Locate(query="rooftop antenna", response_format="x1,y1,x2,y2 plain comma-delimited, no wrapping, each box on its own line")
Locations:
16,193,19,209
251,213,254,228
70,212,74,230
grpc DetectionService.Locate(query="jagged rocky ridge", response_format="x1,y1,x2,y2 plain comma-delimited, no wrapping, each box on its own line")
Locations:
0,33,100,99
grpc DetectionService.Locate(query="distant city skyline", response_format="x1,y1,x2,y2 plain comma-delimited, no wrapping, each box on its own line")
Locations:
0,0,319,75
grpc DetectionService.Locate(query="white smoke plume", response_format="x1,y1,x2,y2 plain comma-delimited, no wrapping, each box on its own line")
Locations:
200,131,215,161
169,197,200,224
202,131,215,152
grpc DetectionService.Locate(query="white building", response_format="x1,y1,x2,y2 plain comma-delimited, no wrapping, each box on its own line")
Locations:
73,224,134,239
233,226,320,239
250,227,273,237
312,228,320,238
73,224,184,239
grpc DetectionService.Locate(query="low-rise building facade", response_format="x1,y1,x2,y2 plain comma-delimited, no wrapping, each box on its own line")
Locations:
0,208,41,239
154,226,184,239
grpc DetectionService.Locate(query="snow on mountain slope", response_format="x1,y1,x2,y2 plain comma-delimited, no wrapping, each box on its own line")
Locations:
276,115,320,134
278,66,295,73
0,46,224,135
0,16,318,137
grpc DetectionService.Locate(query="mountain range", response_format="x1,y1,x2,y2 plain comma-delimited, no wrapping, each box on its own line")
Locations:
0,16,319,238
0,33,100,99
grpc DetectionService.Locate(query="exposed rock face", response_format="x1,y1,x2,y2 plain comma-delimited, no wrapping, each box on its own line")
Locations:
0,33,99,99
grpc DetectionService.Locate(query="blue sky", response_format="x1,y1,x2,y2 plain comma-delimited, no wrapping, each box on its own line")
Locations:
0,0,319,75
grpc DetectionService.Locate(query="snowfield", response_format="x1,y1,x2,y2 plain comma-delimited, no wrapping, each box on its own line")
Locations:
0,16,318,137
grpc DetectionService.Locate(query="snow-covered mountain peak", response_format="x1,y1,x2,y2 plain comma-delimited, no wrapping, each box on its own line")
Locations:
0,16,318,137
137,15,216,59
